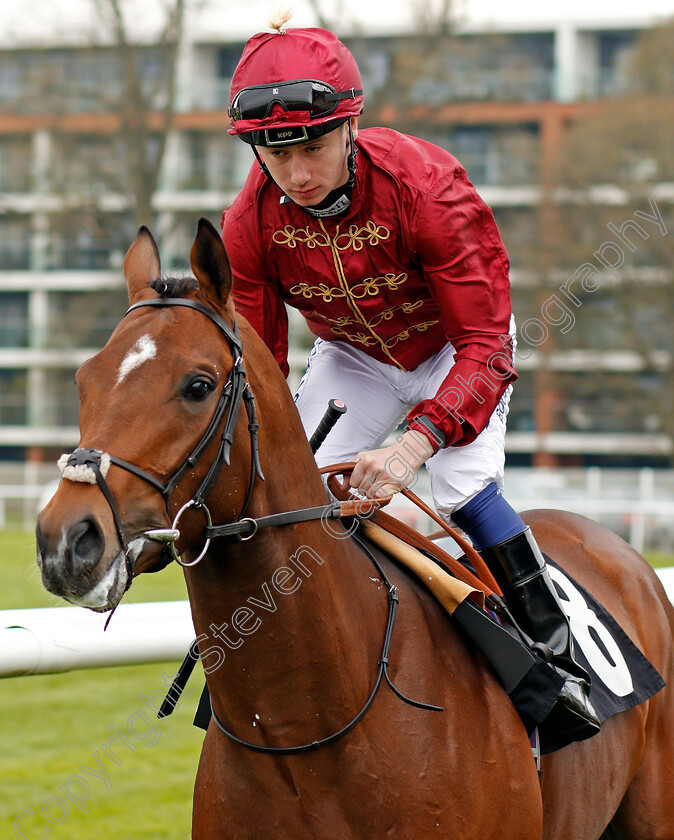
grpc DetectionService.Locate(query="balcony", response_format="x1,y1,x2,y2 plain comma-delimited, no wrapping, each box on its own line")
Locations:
411,67,554,105
175,78,230,114
572,67,631,100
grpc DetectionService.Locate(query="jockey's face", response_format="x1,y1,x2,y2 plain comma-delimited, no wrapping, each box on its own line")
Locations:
256,118,358,208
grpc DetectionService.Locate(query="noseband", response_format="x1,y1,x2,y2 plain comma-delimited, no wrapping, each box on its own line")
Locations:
59,297,264,580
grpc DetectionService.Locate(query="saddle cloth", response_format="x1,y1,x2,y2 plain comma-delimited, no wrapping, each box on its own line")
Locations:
362,519,666,753
543,556,666,724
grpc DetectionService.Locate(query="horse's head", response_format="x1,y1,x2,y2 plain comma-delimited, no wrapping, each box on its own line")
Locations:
36,218,249,611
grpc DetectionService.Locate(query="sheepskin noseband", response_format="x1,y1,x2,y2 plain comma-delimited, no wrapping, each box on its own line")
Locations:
58,448,111,484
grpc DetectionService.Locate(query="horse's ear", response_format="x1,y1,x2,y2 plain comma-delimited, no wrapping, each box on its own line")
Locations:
190,217,233,310
124,226,161,305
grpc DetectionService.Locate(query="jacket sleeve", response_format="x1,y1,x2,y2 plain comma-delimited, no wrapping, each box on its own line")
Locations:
221,206,290,378
406,167,516,450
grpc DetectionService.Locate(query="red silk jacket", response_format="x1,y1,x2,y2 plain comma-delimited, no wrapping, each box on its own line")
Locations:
221,127,516,450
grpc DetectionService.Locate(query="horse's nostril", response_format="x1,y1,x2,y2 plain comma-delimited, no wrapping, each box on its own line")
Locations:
67,518,105,568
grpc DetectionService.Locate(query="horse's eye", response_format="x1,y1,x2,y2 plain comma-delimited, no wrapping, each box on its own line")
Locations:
185,378,214,401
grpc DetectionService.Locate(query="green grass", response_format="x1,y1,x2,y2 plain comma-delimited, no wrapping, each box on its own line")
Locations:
644,552,674,569
2,528,672,838
0,530,202,839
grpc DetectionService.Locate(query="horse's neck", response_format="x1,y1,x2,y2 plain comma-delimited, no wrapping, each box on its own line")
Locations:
186,517,386,737
184,358,387,730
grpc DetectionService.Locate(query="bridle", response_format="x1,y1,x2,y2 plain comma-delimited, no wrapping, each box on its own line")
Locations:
119,297,265,566
59,296,264,579
59,296,381,575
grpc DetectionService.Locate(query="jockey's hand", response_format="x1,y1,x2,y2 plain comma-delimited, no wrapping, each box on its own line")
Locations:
347,430,435,499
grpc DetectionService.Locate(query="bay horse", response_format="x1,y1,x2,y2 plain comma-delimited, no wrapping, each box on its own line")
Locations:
36,220,674,840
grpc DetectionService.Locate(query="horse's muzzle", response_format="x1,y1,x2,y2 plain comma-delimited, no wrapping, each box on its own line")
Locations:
36,509,131,611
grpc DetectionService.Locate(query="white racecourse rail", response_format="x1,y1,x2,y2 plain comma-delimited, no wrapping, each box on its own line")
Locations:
1,572,673,679
0,601,194,678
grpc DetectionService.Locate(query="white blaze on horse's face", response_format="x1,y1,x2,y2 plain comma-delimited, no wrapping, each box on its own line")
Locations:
116,334,157,385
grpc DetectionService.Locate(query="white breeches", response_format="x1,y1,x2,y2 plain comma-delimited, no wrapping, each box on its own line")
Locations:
294,338,511,521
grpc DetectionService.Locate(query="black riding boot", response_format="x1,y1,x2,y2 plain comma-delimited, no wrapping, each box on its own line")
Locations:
481,527,601,742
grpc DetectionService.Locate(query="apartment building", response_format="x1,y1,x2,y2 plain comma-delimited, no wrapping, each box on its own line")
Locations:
0,16,671,466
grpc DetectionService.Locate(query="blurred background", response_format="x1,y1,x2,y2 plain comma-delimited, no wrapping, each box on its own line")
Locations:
0,4,673,837
0,0,673,551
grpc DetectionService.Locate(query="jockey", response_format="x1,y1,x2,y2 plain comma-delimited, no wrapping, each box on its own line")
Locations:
222,18,600,741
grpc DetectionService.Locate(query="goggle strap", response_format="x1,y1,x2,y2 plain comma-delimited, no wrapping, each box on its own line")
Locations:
324,88,363,103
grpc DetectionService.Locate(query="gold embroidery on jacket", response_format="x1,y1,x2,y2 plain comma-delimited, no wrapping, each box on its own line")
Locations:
273,221,390,251
290,273,407,302
273,217,413,369
273,226,329,249
330,321,439,349
334,222,390,251
383,321,439,349
335,331,378,347
315,219,406,368
314,300,425,329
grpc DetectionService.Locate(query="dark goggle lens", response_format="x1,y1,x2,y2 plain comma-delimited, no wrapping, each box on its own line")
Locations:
230,81,337,122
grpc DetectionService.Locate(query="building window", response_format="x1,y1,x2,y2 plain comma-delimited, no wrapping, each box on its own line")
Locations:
0,217,31,270
47,213,130,270
401,32,554,105
491,207,539,269
47,290,128,350
0,137,32,192
44,368,80,426
0,370,27,425
217,45,243,80
598,30,637,95
0,54,21,109
426,125,539,186
0,293,29,348
52,135,127,195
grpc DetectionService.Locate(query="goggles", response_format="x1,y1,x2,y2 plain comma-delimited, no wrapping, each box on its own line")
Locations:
228,79,363,123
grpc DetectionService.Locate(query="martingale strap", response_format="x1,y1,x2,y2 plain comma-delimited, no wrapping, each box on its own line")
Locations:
203,528,442,755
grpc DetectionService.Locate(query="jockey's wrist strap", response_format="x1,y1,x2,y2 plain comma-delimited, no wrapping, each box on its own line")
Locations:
408,415,446,452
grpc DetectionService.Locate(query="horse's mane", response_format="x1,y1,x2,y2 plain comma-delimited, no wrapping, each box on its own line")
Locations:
151,276,198,298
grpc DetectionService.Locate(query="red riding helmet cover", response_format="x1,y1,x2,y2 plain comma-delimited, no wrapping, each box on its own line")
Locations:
228,27,364,137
